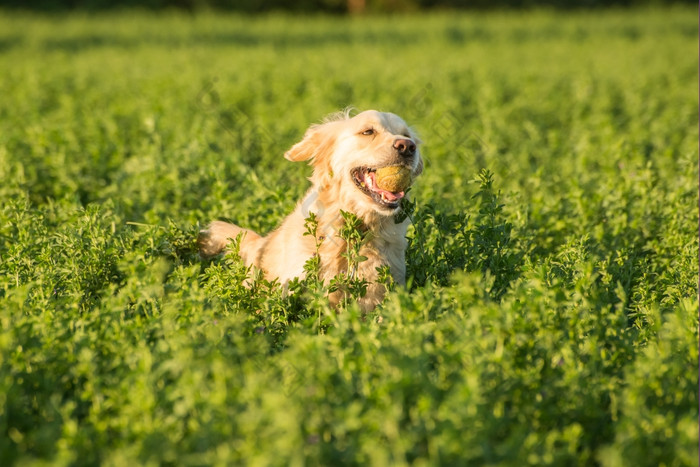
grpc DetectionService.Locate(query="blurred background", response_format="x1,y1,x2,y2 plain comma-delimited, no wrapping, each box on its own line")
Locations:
1,0,695,13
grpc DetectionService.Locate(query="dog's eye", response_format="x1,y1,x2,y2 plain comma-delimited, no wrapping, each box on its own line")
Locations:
361,128,375,136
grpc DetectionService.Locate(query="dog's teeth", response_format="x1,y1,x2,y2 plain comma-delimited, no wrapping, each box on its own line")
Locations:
381,193,387,202
367,177,373,188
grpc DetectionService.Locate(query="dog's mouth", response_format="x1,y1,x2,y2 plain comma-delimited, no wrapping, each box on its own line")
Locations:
351,167,408,210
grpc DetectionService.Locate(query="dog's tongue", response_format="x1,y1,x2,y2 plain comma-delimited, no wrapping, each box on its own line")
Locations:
367,172,404,201
380,189,404,201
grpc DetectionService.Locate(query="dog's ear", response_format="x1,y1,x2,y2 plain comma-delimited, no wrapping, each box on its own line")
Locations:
284,123,336,163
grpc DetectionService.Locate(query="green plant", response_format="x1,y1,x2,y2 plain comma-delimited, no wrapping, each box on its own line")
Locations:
327,210,371,306
0,8,696,465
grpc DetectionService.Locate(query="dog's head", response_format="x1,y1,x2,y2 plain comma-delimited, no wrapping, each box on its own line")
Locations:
285,109,423,217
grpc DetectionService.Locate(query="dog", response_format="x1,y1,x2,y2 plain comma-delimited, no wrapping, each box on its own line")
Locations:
198,109,423,311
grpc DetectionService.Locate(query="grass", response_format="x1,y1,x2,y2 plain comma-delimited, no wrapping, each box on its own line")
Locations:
0,7,698,466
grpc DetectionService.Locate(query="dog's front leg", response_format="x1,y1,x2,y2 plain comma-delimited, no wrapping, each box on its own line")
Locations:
198,220,263,261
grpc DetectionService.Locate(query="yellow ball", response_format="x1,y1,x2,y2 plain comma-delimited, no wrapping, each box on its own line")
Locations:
375,166,412,192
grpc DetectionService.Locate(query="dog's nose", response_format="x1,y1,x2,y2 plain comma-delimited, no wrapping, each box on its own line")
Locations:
394,138,416,157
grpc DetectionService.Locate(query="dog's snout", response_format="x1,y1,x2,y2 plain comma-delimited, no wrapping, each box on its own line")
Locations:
394,138,416,157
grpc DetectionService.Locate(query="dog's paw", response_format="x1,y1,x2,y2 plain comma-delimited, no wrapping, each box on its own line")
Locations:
197,227,226,259
197,221,246,259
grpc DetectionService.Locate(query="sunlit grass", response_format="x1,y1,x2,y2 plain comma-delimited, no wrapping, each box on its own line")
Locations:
0,7,697,465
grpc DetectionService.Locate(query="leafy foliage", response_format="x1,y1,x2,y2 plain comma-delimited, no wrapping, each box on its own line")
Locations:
0,7,697,466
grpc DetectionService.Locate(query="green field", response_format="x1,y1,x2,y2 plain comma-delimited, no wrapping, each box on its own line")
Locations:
1,7,698,466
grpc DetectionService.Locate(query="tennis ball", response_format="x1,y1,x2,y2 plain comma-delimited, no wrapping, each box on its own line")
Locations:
375,166,412,192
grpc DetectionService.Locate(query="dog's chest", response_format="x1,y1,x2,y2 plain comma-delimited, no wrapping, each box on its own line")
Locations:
317,224,407,285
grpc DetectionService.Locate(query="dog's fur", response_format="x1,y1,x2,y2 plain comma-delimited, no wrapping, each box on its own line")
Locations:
198,109,423,310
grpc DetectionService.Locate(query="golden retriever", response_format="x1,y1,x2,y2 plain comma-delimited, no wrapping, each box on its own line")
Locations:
198,109,423,310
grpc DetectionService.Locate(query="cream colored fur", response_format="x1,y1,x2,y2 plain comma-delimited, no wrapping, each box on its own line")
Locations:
198,109,423,311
